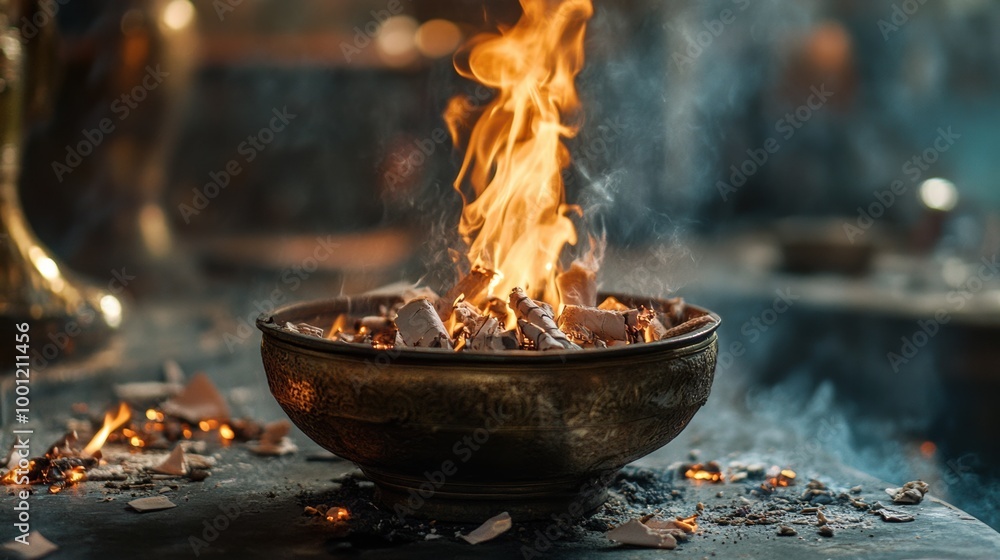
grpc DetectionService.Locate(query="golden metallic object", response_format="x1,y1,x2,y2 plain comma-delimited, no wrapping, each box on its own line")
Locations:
0,2,122,367
259,294,719,522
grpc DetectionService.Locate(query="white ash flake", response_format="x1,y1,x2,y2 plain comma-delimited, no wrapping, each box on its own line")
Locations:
460,512,512,544
2,531,58,560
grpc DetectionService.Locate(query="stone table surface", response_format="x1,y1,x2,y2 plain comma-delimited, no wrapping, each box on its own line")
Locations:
2,298,999,560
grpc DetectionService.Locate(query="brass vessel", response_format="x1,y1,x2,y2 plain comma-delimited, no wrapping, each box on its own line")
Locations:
258,294,719,521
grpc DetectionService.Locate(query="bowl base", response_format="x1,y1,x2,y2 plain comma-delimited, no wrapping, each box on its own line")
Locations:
365,467,614,523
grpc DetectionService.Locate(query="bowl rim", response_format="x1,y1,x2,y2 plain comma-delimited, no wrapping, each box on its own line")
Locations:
257,293,721,366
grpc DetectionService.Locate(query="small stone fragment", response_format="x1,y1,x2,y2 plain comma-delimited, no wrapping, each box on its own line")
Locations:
818,525,834,537
886,480,930,504
876,508,915,523
777,526,797,537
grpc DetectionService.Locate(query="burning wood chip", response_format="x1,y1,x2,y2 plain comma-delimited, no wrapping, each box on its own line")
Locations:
885,480,929,504
396,298,453,349
644,515,698,540
607,515,698,549
128,496,177,513
436,266,497,319
247,420,297,456
283,322,325,338
557,305,633,342
3,531,58,560
597,296,630,311
150,446,187,476
161,373,231,423
460,512,512,544
452,301,484,332
659,315,716,339
468,315,517,352
356,316,393,333
556,259,597,307
644,316,669,342
510,288,578,350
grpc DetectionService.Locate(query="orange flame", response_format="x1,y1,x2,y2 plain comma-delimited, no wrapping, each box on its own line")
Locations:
445,0,593,306
82,402,131,457
66,466,87,485
675,514,698,533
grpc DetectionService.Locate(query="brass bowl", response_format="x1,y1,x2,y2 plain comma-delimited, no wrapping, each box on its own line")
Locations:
257,294,720,522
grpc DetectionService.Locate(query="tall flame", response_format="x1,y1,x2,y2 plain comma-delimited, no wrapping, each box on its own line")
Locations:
445,0,593,306
82,402,131,457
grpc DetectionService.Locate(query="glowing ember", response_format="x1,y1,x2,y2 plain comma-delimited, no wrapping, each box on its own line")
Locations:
684,462,724,483
767,468,797,488
82,402,131,457
219,424,236,441
444,0,594,308
326,507,350,523
919,441,937,458
304,503,351,525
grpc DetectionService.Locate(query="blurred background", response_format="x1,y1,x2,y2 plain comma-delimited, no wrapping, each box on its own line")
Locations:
4,0,1000,532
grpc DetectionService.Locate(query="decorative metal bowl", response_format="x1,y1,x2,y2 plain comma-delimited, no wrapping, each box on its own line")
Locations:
257,294,720,522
